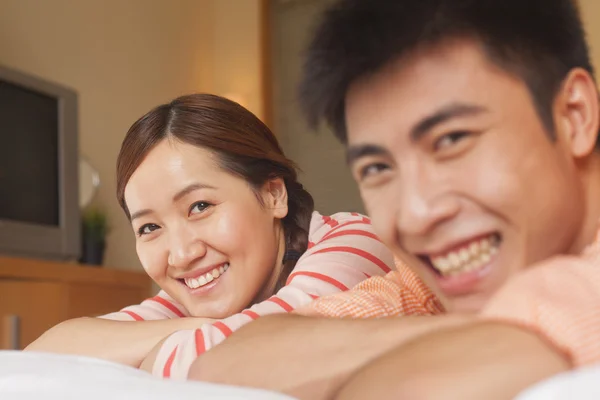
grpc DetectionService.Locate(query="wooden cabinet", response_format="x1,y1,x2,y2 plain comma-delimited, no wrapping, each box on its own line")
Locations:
0,256,152,349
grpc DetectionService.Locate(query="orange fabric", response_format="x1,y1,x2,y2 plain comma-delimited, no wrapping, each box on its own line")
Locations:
481,250,600,367
297,242,600,368
296,259,444,318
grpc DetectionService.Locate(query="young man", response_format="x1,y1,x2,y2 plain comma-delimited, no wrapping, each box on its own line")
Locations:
188,0,600,398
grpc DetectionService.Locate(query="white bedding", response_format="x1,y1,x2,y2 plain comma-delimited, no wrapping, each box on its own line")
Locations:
515,364,600,400
4,350,599,399
0,350,295,400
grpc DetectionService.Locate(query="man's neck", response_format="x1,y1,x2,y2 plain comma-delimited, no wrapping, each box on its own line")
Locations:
570,153,600,253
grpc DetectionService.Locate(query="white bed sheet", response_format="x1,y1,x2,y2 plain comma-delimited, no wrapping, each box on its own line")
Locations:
0,350,296,400
7,350,598,399
515,364,600,400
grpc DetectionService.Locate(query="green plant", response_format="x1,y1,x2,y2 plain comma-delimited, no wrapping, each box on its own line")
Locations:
82,207,109,242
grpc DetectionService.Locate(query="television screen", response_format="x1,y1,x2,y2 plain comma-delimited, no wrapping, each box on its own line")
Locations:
0,79,60,227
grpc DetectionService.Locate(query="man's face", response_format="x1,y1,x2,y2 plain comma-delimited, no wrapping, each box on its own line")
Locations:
345,40,587,312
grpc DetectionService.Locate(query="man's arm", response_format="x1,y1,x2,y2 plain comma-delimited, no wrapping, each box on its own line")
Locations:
187,313,473,400
335,321,569,400
25,317,213,367
335,254,600,400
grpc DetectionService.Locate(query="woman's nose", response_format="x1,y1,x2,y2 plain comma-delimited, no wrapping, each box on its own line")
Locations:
168,226,207,268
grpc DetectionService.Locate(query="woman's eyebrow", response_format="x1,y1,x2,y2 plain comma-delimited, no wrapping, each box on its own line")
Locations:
130,182,217,221
172,182,216,202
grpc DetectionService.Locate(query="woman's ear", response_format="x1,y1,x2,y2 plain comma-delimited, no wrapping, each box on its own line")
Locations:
263,178,289,219
555,68,600,158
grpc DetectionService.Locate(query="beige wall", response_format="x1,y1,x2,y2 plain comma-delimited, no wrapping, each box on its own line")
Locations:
0,0,263,271
580,0,600,80
213,0,264,120
272,0,365,216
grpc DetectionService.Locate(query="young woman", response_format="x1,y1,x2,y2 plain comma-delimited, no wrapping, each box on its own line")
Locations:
27,94,394,379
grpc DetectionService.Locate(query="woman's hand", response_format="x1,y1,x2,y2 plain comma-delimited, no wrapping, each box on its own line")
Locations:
25,316,215,368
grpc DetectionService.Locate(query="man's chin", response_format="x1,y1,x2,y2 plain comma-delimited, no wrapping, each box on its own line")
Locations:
445,293,491,314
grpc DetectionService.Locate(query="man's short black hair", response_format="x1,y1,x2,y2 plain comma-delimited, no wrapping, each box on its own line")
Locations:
299,0,595,144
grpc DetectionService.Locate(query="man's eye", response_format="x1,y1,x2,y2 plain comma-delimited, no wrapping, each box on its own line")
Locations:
189,201,212,215
137,223,159,236
434,131,470,151
359,163,389,180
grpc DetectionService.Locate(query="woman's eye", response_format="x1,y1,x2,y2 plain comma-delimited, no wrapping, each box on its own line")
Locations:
359,163,389,180
434,131,470,151
189,201,212,215
137,223,159,237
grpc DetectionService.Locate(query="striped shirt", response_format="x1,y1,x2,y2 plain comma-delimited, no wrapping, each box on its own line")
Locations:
100,211,395,379
299,228,600,368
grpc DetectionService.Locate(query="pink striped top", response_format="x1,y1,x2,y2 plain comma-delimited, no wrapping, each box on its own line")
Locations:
99,211,395,379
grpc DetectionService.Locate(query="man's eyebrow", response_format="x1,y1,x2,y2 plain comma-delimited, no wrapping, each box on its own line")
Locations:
346,144,390,166
410,103,488,142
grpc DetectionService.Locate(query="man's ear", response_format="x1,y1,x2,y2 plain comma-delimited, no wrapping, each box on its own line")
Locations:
555,68,600,158
263,178,289,219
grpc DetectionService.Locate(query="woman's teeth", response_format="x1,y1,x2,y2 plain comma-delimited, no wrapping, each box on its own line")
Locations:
430,235,499,277
184,263,229,289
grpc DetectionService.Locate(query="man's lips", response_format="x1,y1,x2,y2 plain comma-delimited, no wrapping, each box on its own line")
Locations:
417,233,501,277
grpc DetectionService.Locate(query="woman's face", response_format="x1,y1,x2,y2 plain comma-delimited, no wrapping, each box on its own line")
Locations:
124,139,288,318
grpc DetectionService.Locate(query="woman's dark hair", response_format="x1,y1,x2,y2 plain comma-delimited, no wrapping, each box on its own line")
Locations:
300,0,597,146
116,93,315,290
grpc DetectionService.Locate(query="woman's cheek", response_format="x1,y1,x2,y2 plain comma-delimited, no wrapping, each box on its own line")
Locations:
213,209,247,252
137,242,166,281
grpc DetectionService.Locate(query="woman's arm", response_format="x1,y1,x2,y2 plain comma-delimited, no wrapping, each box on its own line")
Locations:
25,290,211,367
25,316,213,367
139,212,398,379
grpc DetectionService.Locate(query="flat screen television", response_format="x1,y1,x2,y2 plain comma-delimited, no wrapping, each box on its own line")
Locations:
0,65,80,261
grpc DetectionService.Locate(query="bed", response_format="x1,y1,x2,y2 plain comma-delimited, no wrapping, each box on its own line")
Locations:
3,350,599,399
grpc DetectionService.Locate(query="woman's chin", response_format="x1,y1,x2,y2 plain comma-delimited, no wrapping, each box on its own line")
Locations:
185,295,246,319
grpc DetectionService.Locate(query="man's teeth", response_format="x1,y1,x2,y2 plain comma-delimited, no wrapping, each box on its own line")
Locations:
430,236,498,277
184,263,229,289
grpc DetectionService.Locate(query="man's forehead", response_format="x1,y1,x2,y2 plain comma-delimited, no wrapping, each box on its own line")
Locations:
344,41,508,145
